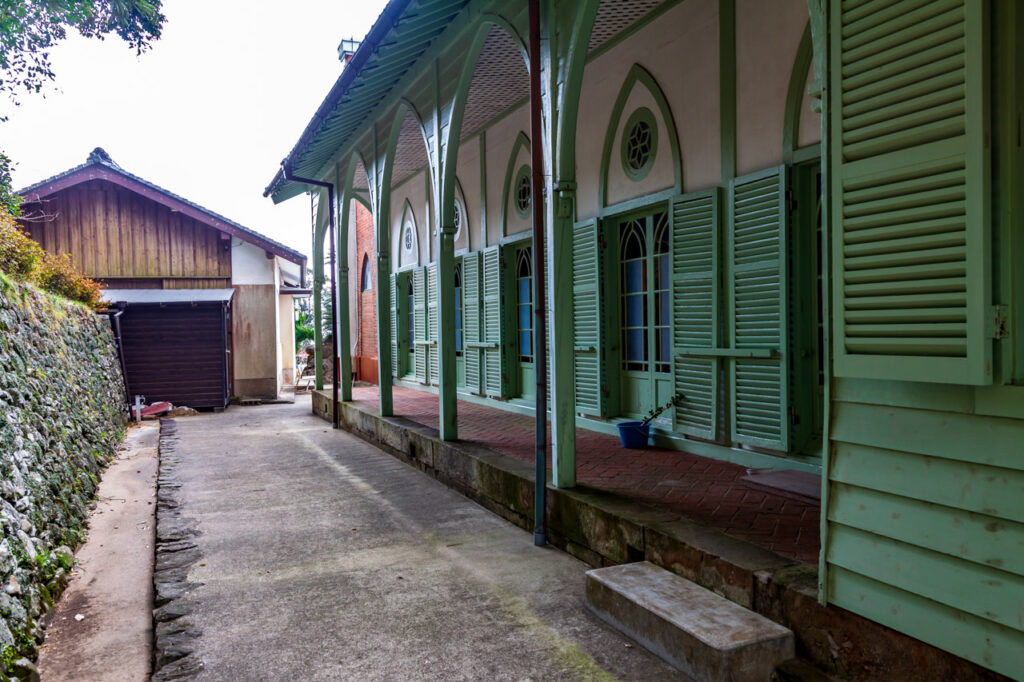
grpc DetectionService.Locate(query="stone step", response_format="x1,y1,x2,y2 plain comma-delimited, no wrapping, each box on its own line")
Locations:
585,561,794,682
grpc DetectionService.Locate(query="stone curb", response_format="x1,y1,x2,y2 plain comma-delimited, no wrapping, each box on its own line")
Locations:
150,420,204,681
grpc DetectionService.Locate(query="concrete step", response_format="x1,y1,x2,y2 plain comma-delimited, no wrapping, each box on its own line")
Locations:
585,561,794,682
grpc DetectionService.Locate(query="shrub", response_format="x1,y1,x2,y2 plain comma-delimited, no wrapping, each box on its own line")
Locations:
0,207,44,278
36,251,103,309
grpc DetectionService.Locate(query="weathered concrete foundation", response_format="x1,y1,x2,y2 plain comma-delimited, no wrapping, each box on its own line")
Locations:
312,390,1011,682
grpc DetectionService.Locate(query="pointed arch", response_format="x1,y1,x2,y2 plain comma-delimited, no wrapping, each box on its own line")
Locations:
500,131,531,236
398,198,420,269
599,64,682,208
783,22,816,164
453,176,470,251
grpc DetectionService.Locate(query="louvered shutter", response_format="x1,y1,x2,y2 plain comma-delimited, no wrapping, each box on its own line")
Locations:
572,219,604,416
413,267,427,384
728,167,789,451
671,190,720,439
463,251,482,394
427,262,439,385
389,273,398,378
482,246,504,397
831,0,991,385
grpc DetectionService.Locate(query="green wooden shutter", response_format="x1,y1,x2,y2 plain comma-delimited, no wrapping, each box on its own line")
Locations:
728,167,789,451
427,262,439,385
671,190,720,440
572,219,604,416
463,251,482,394
413,267,427,384
482,246,504,397
389,273,398,378
831,0,991,385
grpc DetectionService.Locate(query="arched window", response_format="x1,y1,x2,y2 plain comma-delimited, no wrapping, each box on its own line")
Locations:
516,247,533,363
620,220,648,371
652,214,670,373
360,253,371,291
407,276,415,354
454,262,463,356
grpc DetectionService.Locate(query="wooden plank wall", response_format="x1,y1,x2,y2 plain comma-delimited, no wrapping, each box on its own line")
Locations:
20,180,231,282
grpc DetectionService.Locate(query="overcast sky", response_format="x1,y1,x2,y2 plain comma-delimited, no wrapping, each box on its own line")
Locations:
1,0,389,260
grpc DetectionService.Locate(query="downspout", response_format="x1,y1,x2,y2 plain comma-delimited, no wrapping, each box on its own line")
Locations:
284,165,340,429
100,306,132,418
529,0,547,548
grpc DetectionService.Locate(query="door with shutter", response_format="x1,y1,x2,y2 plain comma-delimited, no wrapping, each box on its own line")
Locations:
573,219,605,417
427,262,439,385
481,246,505,397
728,166,789,451
389,273,399,378
413,267,427,384
831,0,991,385
463,251,482,394
671,189,720,440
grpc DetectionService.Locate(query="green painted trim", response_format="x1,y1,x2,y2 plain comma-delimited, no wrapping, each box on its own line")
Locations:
791,143,820,165
584,0,686,64
479,130,488,248
500,131,531,237
352,193,372,212
782,23,814,166
599,187,676,221
720,0,736,184
500,229,533,246
399,198,420,267
598,64,683,208
620,106,659,182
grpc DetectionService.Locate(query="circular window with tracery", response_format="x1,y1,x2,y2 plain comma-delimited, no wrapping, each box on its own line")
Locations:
514,165,532,218
453,199,463,239
403,223,414,251
621,107,658,181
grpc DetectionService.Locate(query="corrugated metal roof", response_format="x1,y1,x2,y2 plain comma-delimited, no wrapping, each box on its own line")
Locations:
103,289,235,305
266,0,470,203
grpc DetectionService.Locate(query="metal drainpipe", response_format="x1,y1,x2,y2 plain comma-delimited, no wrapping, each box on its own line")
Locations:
284,166,340,429
100,306,132,418
528,0,547,548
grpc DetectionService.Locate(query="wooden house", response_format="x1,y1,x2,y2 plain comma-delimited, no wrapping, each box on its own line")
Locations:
19,148,307,406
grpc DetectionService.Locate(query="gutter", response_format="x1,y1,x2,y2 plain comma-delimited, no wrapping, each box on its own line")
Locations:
98,306,132,419
284,166,341,430
263,0,414,201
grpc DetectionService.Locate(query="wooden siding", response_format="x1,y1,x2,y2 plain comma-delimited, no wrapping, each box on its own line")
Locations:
20,180,231,281
98,277,232,290
826,378,1024,679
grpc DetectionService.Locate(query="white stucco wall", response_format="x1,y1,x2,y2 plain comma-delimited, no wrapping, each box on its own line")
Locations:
231,241,276,285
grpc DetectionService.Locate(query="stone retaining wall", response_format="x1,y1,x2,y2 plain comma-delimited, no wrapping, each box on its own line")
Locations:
0,277,126,680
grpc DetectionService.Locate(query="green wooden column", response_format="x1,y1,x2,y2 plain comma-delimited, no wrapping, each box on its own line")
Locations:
312,196,326,391
335,164,354,402
370,124,395,417
437,225,457,440
540,0,599,488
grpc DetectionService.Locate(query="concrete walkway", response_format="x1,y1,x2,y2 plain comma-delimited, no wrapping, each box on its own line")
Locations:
156,397,685,681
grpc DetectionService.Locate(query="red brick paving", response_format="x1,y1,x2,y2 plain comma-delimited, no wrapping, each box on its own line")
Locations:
348,384,821,564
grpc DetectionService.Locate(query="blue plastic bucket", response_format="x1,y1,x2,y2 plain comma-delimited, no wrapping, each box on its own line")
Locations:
617,421,650,448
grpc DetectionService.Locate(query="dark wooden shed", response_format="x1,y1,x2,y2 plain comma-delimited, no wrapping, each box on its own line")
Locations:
107,289,234,409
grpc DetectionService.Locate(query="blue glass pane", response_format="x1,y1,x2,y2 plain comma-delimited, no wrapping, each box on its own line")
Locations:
660,328,671,362
626,261,644,292
626,329,645,361
519,304,532,330
408,311,414,346
518,277,531,304
658,291,670,324
520,331,532,356
455,331,463,352
658,254,670,289
626,294,644,327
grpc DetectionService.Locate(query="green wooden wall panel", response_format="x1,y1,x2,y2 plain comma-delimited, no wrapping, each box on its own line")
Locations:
427,262,439,385
572,218,604,416
830,0,992,385
827,567,1023,680
463,251,482,394
482,246,504,398
670,190,720,439
832,376,974,412
831,401,1024,471
389,273,399,378
414,267,427,384
831,441,1024,524
727,167,789,450
828,482,1024,576
827,524,1024,633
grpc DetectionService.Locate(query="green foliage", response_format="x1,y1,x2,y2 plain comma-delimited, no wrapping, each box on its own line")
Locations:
0,0,165,109
0,151,19,216
1,645,15,670
0,205,103,307
294,309,314,351
640,392,686,427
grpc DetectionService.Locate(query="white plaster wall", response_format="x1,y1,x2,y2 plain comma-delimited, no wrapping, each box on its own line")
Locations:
736,0,808,176
274,259,283,397
231,241,275,285
279,293,297,385
604,85,677,208
483,105,530,245
504,140,532,238
577,0,720,220
798,59,822,149
455,136,482,251
391,170,428,270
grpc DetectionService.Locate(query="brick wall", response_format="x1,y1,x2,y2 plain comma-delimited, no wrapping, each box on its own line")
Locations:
355,202,378,382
